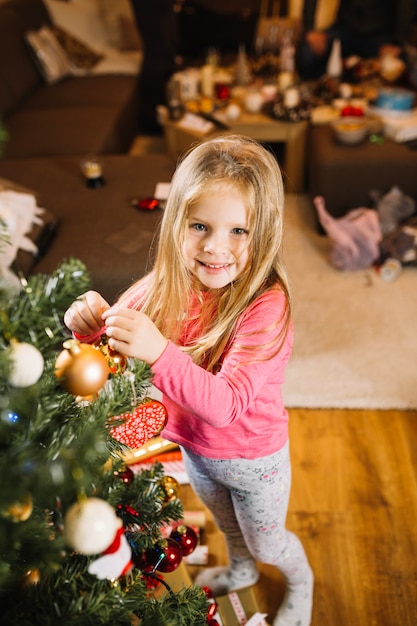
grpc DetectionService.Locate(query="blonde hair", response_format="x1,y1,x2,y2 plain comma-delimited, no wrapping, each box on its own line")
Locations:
126,134,291,371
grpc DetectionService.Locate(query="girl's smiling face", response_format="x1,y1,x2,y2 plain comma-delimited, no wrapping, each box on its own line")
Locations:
183,185,251,290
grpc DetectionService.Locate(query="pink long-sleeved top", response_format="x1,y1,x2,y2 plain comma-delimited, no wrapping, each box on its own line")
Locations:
150,286,292,460
78,284,292,460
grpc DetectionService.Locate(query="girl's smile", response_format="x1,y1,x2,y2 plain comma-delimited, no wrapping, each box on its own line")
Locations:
184,186,250,289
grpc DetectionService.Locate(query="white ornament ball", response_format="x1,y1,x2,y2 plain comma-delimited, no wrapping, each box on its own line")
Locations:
8,341,44,387
64,497,121,555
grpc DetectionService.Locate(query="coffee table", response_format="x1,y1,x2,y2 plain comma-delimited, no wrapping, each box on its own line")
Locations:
162,112,309,193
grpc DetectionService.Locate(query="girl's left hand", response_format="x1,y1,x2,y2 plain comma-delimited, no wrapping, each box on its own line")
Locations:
102,307,168,365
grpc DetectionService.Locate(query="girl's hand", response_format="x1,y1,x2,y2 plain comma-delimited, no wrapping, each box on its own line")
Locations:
64,290,110,336
102,307,168,365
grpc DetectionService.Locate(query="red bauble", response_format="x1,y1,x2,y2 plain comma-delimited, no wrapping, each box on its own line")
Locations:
114,467,134,484
110,399,168,448
147,538,183,573
133,550,153,572
170,524,198,556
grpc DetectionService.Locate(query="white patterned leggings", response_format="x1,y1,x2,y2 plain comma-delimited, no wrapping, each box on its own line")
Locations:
181,441,310,585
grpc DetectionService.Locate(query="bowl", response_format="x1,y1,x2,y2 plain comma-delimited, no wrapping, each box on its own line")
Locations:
331,116,370,145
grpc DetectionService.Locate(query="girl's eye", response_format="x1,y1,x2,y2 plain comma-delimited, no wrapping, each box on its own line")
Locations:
191,223,207,231
232,228,248,235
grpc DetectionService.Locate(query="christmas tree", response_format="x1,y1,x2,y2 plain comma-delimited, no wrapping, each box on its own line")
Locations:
0,259,209,625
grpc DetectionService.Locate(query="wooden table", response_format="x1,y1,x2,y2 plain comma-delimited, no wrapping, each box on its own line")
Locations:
162,111,309,193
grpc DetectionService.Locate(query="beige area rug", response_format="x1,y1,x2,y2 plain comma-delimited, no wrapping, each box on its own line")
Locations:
282,194,417,410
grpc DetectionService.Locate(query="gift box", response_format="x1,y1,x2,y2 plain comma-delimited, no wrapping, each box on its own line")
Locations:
215,586,270,626
149,561,193,597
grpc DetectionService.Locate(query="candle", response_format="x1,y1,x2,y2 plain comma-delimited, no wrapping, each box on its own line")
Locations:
201,65,214,98
284,87,300,109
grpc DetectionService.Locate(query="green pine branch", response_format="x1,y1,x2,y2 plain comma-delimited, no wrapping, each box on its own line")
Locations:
0,261,209,625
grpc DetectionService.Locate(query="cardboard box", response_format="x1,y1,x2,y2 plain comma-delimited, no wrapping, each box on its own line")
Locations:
214,586,270,626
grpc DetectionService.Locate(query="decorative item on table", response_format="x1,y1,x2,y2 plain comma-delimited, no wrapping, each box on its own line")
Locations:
266,89,312,122
214,68,233,105
379,54,406,83
243,88,264,114
373,87,415,112
333,98,367,117
330,116,371,145
251,52,281,82
225,102,242,121
235,44,251,87
131,197,161,211
80,155,105,188
326,38,343,79
166,76,184,121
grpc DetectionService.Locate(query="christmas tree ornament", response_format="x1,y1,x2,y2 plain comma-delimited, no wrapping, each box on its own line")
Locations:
22,568,41,587
170,524,198,556
117,503,140,519
8,340,44,387
110,399,168,449
64,497,121,555
147,538,183,573
88,526,133,580
161,475,180,501
114,467,134,484
5,493,33,522
132,549,153,572
55,339,109,397
95,339,127,375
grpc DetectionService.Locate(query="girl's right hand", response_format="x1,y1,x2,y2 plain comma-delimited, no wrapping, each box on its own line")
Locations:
64,290,110,336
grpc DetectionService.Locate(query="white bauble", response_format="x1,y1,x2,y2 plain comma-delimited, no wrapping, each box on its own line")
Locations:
64,497,121,555
8,341,44,387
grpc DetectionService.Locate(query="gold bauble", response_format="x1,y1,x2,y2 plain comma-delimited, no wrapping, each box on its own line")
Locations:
55,339,109,397
23,568,41,587
97,342,127,375
161,475,180,501
5,493,33,522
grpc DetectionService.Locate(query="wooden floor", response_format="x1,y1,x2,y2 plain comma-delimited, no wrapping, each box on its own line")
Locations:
181,408,417,626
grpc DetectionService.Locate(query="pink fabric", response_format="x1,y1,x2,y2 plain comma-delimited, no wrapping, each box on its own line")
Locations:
74,283,292,460
152,288,292,460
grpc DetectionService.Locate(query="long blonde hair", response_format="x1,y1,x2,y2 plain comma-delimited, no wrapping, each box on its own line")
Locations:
126,135,291,371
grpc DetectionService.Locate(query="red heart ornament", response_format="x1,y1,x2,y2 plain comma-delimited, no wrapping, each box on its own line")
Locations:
110,399,168,448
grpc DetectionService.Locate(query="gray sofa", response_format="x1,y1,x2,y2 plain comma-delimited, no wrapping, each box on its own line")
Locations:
0,0,180,302
0,0,141,158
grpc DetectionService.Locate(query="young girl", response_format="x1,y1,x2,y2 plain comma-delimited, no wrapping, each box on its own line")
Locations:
64,135,313,626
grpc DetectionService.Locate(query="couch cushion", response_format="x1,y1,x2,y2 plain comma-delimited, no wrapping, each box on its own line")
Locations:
23,74,139,109
3,104,139,158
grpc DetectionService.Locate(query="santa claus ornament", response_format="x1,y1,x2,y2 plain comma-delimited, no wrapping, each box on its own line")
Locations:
64,497,133,580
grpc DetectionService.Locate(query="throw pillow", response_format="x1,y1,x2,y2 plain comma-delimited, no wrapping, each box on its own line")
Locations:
98,0,143,51
52,26,104,72
43,0,112,53
25,26,71,84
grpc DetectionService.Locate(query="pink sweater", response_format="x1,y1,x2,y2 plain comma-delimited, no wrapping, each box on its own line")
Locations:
151,288,292,460
76,286,292,460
